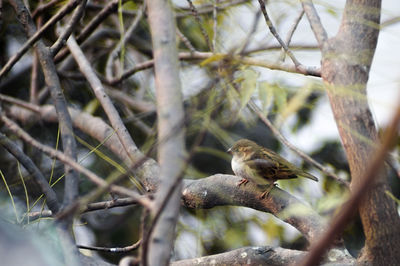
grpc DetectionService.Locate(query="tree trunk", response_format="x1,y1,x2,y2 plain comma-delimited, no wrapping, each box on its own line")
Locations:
321,0,400,264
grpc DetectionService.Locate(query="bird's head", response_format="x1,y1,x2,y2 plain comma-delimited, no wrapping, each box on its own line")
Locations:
227,139,259,155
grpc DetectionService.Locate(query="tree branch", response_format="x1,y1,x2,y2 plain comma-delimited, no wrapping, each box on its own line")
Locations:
172,246,354,266
67,34,143,166
182,174,324,244
300,0,328,47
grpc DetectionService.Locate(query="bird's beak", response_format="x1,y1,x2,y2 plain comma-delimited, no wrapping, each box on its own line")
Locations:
227,147,232,154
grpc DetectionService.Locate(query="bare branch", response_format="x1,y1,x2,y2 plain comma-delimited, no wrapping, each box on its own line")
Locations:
280,9,304,61
105,3,146,80
51,0,87,55
183,174,324,243
257,0,304,68
77,239,141,253
28,196,147,220
110,51,321,85
300,0,328,47
7,104,160,191
172,246,354,266
67,34,142,165
54,0,120,63
173,246,305,266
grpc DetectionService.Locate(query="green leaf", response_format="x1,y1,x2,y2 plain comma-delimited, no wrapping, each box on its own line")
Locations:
385,191,400,205
258,81,273,115
237,68,259,109
200,54,225,66
272,84,287,114
279,84,312,123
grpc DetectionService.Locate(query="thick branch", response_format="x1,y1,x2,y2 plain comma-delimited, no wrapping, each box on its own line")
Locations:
172,246,354,266
172,246,305,266
182,174,324,244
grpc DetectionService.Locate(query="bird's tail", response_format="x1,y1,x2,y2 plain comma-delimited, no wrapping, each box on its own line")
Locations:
302,172,318,181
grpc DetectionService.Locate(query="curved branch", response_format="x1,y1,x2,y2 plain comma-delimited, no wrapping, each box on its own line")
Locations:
182,174,324,244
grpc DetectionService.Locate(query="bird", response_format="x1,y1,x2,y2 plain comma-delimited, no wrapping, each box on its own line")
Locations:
227,139,318,198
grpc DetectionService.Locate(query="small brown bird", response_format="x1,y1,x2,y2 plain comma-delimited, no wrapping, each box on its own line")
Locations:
227,139,318,198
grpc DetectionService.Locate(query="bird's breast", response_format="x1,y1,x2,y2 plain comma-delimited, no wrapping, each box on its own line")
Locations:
231,155,274,185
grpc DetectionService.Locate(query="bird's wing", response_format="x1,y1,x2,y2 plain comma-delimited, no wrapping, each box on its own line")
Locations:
244,152,297,180
265,149,318,181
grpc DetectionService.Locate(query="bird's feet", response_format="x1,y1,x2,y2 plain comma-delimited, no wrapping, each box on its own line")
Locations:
259,183,276,199
237,178,249,187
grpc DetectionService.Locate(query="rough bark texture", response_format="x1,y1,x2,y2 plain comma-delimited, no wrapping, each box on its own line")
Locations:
321,0,400,264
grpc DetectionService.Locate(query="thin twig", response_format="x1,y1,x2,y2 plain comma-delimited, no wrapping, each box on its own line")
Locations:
51,0,88,55
280,9,304,61
176,28,197,54
300,0,328,47
28,196,148,219
110,51,321,85
54,0,120,63
186,0,213,51
248,100,349,187
0,93,42,112
212,0,218,51
257,0,305,70
105,3,146,80
238,10,261,55
10,0,80,209
32,0,62,18
30,14,42,104
67,34,141,165
177,0,249,17
77,239,141,253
